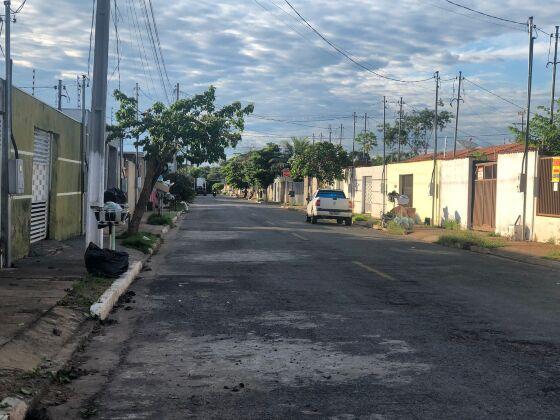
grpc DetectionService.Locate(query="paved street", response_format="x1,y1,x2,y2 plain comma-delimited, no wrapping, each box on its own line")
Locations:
43,196,560,419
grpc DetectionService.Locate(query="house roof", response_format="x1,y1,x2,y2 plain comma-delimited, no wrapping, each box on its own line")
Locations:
404,143,535,163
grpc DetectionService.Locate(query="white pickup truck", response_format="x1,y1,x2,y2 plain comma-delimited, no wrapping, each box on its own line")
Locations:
306,189,352,226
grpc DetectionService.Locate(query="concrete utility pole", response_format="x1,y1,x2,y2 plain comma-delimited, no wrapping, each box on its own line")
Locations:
1,0,12,267
176,82,180,102
80,74,87,234
312,132,315,145
328,125,332,143
32,68,35,96
382,97,387,220
549,26,559,123
352,112,356,156
57,79,63,110
135,82,139,205
398,97,403,162
85,0,111,248
339,123,343,146
452,71,463,157
431,71,440,226
363,113,367,159
522,17,536,241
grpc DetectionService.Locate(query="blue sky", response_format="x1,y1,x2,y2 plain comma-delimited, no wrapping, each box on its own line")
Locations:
5,0,560,155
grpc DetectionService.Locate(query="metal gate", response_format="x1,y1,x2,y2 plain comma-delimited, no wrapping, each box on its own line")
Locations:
472,162,497,230
364,176,373,213
30,129,52,243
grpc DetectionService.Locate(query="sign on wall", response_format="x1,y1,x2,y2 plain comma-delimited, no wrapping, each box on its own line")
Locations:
552,158,560,183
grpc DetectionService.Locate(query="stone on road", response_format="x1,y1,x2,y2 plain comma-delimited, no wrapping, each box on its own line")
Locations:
41,196,560,419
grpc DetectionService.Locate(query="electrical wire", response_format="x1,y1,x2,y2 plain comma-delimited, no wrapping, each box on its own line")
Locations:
87,0,95,79
444,0,526,27
282,0,435,84
11,0,27,14
463,77,524,110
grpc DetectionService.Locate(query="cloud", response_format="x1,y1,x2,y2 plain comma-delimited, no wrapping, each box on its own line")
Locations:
3,0,559,152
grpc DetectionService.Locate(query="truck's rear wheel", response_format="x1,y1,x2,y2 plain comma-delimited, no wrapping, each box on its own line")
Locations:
345,218,352,226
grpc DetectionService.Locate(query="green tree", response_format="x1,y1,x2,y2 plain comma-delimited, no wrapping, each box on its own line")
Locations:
290,142,351,185
108,86,253,234
509,104,560,155
223,154,250,190
355,132,377,160
244,143,284,191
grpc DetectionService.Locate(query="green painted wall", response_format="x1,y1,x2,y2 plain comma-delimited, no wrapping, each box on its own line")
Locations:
10,87,83,260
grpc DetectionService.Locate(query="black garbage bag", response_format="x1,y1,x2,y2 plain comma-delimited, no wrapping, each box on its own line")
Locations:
104,188,128,205
84,242,129,278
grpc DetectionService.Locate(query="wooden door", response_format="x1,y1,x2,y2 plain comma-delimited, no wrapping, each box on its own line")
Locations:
472,163,497,230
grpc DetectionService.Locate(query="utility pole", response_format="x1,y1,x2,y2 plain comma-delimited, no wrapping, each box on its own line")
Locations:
32,68,35,96
1,0,12,267
431,71,440,226
363,113,367,159
80,75,87,235
518,110,525,137
312,132,315,145
57,79,63,110
398,97,403,162
176,82,180,102
452,71,463,157
85,0,111,248
352,112,356,156
339,123,343,146
135,82,139,205
549,26,559,123
328,125,332,143
522,17,536,241
382,97,387,221
320,132,323,142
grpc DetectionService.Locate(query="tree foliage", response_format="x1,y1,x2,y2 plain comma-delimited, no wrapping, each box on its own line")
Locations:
222,154,250,190
108,86,253,233
244,143,285,189
355,132,377,159
290,142,351,185
509,103,560,155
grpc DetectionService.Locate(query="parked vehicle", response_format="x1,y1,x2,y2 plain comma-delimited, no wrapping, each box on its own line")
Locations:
195,177,207,196
306,189,352,226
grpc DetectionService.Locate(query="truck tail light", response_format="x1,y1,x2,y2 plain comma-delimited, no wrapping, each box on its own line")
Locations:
316,199,320,207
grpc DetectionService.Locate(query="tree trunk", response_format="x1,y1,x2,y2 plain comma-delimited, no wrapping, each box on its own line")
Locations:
128,160,163,235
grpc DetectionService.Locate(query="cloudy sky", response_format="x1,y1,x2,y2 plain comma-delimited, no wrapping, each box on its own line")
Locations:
5,0,560,155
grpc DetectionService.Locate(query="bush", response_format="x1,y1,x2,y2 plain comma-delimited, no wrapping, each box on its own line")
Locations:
443,219,461,230
544,251,560,261
387,220,406,235
147,213,173,226
165,172,196,203
436,231,504,249
121,232,160,254
212,183,224,193
353,214,369,222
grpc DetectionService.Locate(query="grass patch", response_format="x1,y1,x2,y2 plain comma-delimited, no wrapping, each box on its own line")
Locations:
436,231,504,249
59,275,114,309
544,251,560,261
147,213,173,226
442,219,461,230
120,232,160,254
352,214,370,222
488,231,501,237
386,220,406,235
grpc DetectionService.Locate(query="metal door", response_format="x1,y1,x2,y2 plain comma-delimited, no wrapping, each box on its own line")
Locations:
399,174,414,207
30,129,51,243
472,162,497,230
364,176,373,213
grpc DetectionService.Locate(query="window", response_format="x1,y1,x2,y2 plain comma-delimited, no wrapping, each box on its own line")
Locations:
317,190,346,199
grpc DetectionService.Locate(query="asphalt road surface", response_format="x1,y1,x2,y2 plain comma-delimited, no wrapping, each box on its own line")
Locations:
41,196,560,419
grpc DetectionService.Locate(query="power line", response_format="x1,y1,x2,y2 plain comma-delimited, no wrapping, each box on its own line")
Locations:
11,0,27,14
444,0,526,27
282,0,435,84
463,77,524,110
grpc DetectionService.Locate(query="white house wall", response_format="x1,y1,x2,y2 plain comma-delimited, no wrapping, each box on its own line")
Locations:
495,151,537,239
439,158,472,228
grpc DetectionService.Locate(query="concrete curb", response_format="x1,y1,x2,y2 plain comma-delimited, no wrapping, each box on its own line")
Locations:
0,397,27,420
90,211,182,320
89,260,143,320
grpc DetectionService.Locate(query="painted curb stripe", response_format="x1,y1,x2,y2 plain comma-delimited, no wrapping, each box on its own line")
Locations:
352,261,396,281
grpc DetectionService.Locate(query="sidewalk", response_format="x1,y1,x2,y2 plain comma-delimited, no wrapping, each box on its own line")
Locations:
0,212,181,413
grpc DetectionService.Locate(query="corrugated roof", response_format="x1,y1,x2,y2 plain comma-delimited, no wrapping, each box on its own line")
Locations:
404,143,534,163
